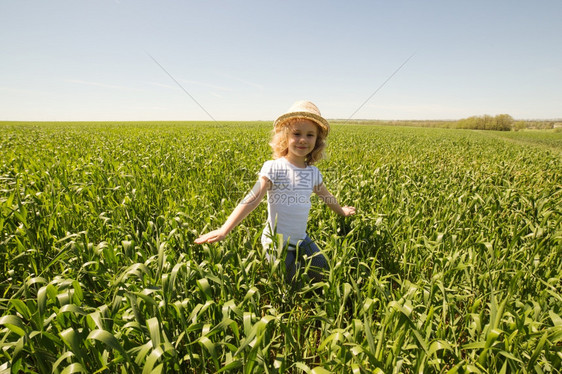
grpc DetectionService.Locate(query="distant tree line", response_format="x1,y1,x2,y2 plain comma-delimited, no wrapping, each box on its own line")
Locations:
453,115,561,131
347,116,562,132
455,114,513,131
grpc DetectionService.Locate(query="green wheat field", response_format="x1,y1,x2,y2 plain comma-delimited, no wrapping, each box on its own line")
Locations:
1,122,561,373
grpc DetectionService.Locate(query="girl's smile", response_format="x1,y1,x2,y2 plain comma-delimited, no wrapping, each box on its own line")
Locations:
286,119,318,167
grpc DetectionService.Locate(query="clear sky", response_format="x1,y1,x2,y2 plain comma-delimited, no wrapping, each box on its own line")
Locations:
1,0,561,121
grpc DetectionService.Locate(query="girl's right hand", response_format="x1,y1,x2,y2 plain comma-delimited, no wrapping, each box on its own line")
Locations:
341,206,356,217
194,229,226,244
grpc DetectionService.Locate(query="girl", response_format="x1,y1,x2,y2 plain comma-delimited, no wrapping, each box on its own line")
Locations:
195,100,355,283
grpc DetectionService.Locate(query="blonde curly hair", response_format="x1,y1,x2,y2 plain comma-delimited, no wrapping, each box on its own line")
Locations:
269,118,328,165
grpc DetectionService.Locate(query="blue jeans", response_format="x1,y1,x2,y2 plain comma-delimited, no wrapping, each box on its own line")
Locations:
285,236,328,284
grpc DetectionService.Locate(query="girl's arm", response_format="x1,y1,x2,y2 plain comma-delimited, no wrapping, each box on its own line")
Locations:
314,183,356,217
194,176,271,244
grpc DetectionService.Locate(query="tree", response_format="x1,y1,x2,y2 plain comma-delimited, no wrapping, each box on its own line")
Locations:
494,114,514,131
455,114,514,131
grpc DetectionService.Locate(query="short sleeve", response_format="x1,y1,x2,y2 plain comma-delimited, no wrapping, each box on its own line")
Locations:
313,166,323,187
258,160,275,182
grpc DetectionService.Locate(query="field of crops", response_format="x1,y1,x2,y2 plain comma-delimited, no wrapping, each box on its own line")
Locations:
1,121,561,373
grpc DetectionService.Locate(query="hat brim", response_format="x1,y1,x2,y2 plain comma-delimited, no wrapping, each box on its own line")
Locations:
273,111,330,134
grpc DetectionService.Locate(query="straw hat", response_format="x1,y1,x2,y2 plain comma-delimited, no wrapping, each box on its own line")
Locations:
273,100,330,134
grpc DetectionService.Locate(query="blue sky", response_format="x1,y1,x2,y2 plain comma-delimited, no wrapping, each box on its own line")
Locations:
1,0,561,121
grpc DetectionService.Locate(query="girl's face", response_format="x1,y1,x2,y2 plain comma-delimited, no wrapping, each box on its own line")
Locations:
286,119,318,161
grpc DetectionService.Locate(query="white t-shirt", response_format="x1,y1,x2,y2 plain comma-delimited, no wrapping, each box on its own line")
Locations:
259,157,323,247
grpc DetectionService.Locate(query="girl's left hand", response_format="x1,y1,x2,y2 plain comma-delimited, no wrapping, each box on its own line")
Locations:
341,206,356,217
194,229,226,244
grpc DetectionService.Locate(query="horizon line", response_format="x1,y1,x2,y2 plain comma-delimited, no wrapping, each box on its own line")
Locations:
1,117,562,123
